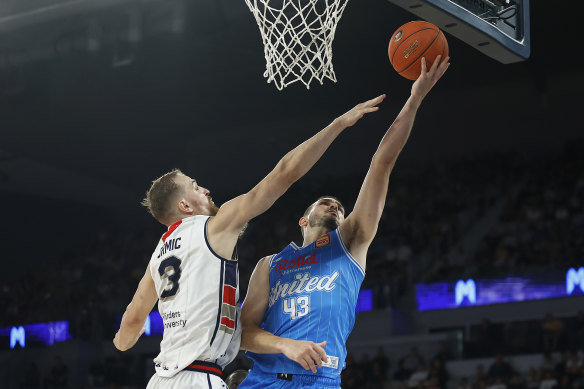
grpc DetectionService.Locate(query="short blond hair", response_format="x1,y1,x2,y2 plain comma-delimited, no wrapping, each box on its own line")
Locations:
141,169,183,225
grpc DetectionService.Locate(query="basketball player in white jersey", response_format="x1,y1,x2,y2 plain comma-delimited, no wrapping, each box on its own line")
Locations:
239,56,450,389
112,94,386,388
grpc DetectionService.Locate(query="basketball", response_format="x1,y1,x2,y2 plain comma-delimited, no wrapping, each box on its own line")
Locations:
388,20,449,80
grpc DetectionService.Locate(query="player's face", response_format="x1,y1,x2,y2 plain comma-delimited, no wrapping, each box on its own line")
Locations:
178,174,219,216
307,198,345,230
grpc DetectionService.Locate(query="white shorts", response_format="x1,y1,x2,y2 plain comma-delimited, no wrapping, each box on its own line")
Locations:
146,370,229,389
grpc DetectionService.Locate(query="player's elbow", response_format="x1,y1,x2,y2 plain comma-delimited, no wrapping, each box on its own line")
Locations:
240,324,254,351
240,318,261,350
122,306,144,328
275,155,302,186
371,152,398,170
114,342,131,352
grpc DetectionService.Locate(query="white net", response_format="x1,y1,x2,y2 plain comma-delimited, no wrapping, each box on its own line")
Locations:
244,0,349,90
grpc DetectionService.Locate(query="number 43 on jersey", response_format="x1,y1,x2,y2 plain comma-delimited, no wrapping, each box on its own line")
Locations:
283,296,310,319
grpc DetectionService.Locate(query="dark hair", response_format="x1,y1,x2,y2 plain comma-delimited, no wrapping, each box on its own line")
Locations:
141,169,183,225
300,196,344,238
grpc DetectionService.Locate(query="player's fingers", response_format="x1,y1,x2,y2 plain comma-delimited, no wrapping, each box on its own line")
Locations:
420,57,427,74
430,55,441,73
439,57,450,73
309,348,322,369
434,60,449,80
370,94,386,104
303,355,317,373
314,343,328,364
298,357,310,371
438,62,450,78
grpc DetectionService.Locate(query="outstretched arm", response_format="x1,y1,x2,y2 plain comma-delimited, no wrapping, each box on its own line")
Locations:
341,57,450,268
208,95,386,258
113,266,158,351
241,257,328,373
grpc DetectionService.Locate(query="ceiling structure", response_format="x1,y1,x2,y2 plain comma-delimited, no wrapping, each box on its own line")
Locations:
0,0,581,213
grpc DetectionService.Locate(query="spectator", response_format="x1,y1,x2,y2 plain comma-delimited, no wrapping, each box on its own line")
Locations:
574,310,584,351
526,367,540,389
88,359,105,387
557,375,572,389
488,353,514,382
358,353,373,385
20,362,40,389
433,342,452,364
370,360,389,389
395,347,425,381
43,356,68,389
488,377,508,389
372,347,390,379
458,377,472,389
428,376,442,389
556,350,570,378
429,358,449,389
474,364,487,386
566,350,583,379
508,372,526,389
540,352,556,375
476,319,497,356
340,353,359,389
539,370,557,389
542,314,564,352
105,353,126,388
408,363,429,388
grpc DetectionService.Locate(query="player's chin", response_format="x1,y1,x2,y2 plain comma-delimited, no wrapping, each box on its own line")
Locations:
322,217,340,231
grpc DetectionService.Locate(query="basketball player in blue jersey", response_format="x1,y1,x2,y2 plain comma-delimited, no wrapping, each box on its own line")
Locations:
239,56,450,389
112,94,386,388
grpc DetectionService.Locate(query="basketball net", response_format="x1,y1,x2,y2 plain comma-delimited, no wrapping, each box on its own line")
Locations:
245,0,349,90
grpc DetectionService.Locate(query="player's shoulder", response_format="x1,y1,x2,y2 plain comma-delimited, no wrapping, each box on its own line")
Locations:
164,215,209,238
257,255,272,268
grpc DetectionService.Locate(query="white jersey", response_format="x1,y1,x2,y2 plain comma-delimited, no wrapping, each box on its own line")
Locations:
149,215,241,378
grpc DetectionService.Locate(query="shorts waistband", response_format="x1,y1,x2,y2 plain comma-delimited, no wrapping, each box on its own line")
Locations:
184,360,222,377
253,371,340,386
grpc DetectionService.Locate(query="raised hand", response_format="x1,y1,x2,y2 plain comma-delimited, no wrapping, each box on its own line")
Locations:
411,55,450,100
334,94,386,128
281,339,328,373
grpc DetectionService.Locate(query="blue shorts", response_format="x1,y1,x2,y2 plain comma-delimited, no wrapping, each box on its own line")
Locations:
238,370,341,389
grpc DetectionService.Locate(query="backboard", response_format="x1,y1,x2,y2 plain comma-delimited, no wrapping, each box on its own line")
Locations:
385,0,530,63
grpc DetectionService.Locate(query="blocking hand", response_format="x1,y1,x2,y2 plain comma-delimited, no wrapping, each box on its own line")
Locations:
334,94,386,128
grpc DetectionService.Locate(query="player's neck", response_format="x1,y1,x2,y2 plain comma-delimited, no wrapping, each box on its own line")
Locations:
301,226,331,247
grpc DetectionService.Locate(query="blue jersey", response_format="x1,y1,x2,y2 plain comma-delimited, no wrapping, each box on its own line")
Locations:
247,227,365,379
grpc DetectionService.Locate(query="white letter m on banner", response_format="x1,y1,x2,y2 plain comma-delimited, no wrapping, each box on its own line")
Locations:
455,279,476,306
10,326,25,349
566,267,584,295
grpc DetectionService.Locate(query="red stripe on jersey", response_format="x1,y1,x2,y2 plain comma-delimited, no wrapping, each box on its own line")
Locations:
162,220,182,242
223,285,236,306
186,363,222,376
220,316,235,329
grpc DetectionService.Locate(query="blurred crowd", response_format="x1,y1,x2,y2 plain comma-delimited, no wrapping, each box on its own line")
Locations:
340,346,584,389
2,143,583,329
2,142,583,388
423,141,584,283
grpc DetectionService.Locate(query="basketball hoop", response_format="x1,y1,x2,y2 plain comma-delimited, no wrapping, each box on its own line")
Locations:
244,0,349,90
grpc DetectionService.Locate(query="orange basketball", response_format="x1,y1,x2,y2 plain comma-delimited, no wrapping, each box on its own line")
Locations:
388,21,449,80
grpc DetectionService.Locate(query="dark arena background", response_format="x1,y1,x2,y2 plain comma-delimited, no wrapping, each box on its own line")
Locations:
1,0,583,388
